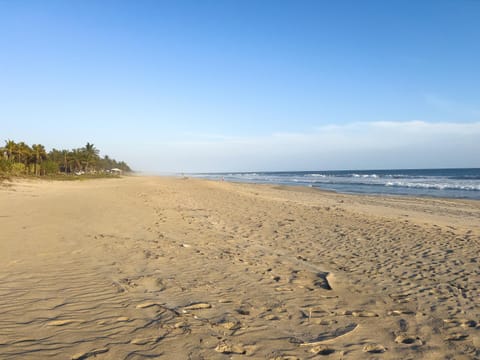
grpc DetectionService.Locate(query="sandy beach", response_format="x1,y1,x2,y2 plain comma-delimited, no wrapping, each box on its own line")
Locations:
0,176,479,359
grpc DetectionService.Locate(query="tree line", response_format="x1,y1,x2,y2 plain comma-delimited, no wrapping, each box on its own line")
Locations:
0,140,132,177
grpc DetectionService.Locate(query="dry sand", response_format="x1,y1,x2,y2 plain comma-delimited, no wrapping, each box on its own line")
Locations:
0,176,479,359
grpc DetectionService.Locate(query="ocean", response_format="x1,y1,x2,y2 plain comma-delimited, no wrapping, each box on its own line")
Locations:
192,168,480,200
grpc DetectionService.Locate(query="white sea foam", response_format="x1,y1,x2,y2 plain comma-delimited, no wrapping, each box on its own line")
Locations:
193,169,480,199
385,181,480,191
352,173,378,178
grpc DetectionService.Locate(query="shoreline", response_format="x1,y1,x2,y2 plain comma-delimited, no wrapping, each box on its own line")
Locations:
190,167,480,201
223,177,480,202
7,169,472,202
192,176,480,210
1,176,479,359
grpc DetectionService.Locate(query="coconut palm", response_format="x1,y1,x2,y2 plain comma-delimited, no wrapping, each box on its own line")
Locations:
32,144,47,175
16,142,32,174
48,148,69,173
1,138,131,176
68,149,83,173
82,142,99,172
4,140,17,162
61,149,69,173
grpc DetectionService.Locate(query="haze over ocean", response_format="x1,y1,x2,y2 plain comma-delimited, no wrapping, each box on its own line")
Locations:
1,1,479,172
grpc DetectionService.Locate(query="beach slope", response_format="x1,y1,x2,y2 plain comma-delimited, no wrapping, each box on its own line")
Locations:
0,176,479,359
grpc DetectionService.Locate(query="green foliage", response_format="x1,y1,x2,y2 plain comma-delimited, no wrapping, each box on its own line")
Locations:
11,162,26,175
0,158,12,173
41,160,59,175
0,140,132,178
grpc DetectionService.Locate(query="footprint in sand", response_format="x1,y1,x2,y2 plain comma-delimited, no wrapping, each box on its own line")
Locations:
460,319,477,328
215,343,245,354
235,307,251,316
263,314,280,321
395,334,423,345
314,319,337,326
213,317,241,331
215,342,255,355
310,345,336,355
289,270,332,291
363,343,387,353
301,306,330,319
137,276,166,292
300,323,358,345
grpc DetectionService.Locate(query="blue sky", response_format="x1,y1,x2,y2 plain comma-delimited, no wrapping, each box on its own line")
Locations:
1,0,479,172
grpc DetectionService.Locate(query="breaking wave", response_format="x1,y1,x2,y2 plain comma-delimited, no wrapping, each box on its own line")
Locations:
192,168,480,200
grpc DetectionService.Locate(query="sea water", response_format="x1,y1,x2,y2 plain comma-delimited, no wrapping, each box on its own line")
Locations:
192,168,480,200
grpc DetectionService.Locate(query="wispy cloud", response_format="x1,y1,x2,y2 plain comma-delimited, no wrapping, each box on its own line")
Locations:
126,121,480,172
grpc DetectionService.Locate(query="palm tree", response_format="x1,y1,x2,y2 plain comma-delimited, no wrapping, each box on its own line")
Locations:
1,139,131,176
32,144,47,175
68,149,83,173
61,149,69,173
48,148,68,173
4,140,17,162
82,142,99,173
118,161,132,172
16,142,32,174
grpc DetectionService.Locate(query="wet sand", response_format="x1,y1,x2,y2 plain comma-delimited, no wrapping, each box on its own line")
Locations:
0,176,479,359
